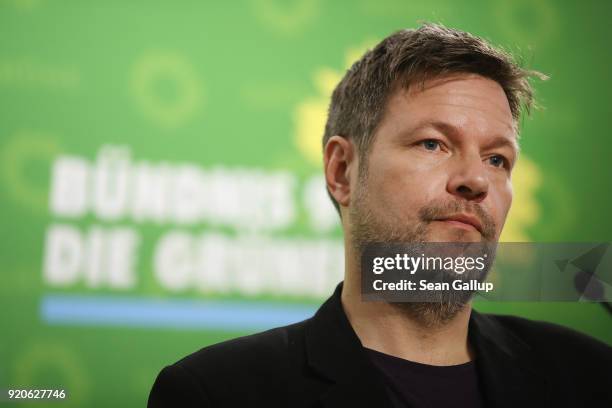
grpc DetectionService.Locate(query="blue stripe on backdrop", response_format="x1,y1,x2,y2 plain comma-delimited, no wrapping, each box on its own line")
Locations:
41,294,317,331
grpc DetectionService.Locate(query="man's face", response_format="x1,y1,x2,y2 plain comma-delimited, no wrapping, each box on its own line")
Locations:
349,73,517,245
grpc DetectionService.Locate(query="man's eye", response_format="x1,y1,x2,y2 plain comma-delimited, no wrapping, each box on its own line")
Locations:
488,155,507,168
421,139,440,151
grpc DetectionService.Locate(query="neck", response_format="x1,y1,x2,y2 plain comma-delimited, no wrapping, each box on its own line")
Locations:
341,257,474,366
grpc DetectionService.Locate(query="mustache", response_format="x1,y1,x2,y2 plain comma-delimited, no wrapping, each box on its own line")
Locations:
418,199,497,240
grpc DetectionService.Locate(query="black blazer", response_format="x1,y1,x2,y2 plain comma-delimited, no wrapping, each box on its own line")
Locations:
148,282,612,407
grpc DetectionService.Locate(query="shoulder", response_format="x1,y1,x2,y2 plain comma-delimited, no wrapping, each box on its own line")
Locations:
490,313,610,353
476,313,612,405
482,312,612,370
176,318,308,375
149,319,310,407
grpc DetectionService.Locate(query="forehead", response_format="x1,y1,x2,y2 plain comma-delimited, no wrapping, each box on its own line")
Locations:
380,73,517,142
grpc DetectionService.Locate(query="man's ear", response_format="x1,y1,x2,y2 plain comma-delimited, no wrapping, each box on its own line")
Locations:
324,136,356,208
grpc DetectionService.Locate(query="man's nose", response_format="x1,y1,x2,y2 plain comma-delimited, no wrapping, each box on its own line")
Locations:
446,152,489,202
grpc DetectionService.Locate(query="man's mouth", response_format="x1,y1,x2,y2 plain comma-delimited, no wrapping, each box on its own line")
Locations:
433,213,483,234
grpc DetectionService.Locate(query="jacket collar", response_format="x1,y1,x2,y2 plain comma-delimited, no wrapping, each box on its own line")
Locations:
468,310,550,407
305,282,394,407
305,281,549,407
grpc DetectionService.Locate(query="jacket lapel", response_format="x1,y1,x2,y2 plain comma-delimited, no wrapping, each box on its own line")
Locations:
305,283,394,408
469,310,550,407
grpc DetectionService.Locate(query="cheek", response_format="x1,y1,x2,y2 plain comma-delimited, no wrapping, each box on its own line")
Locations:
366,152,445,213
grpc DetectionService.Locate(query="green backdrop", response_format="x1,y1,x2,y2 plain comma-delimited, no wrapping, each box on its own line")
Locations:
1,1,611,406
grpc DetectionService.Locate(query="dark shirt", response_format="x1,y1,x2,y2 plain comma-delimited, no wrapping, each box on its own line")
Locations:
366,347,484,408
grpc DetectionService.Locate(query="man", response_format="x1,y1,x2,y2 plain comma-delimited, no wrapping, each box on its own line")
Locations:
148,23,612,407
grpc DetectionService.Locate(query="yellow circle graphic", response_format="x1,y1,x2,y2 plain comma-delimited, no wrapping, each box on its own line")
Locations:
500,155,542,242
13,342,90,407
251,0,319,34
130,51,203,128
0,131,60,211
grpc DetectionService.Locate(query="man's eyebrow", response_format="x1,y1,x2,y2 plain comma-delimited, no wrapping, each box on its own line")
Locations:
484,135,520,154
405,120,519,152
405,120,460,139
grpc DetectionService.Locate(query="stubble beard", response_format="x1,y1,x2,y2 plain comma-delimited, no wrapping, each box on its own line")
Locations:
348,166,497,328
